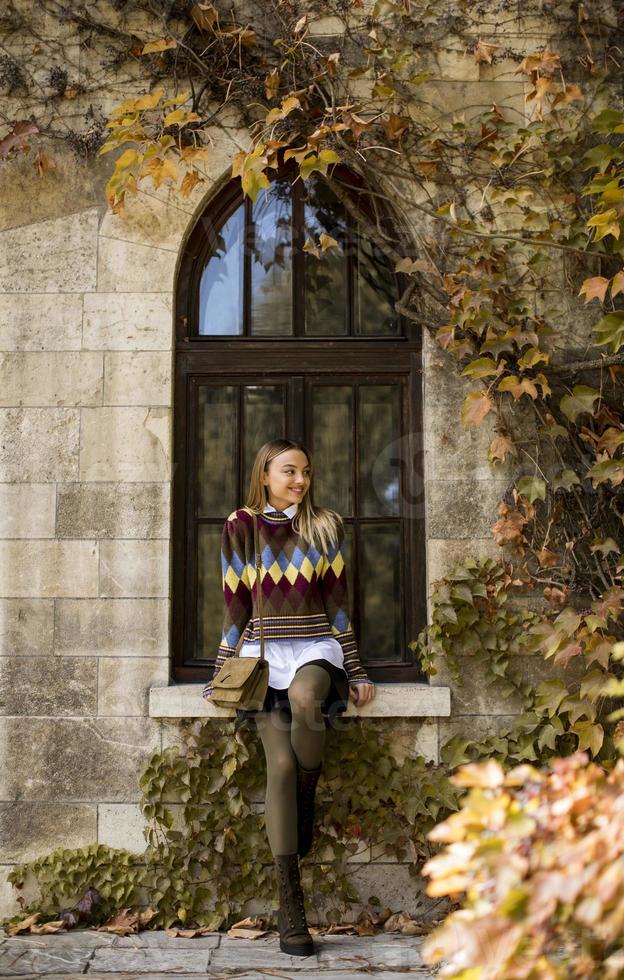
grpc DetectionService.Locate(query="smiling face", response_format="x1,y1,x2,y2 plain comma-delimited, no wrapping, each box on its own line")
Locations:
262,448,311,511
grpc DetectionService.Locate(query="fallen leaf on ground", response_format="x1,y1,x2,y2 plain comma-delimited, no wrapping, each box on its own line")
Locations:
30,920,67,934
165,927,219,938
227,914,271,939
6,913,41,936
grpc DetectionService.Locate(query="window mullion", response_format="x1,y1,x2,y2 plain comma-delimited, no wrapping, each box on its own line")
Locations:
292,179,304,336
243,196,252,336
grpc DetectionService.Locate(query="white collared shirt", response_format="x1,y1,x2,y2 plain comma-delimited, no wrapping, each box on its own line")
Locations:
263,500,299,518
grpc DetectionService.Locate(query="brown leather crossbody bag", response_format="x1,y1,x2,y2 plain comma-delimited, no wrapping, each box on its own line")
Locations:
208,512,269,711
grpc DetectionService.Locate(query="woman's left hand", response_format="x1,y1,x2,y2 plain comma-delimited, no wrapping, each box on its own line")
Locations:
349,681,375,706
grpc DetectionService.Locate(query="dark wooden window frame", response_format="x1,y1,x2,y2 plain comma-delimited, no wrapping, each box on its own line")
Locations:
172,163,426,684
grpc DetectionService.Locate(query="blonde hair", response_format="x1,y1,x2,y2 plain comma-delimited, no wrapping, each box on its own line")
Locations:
242,439,342,554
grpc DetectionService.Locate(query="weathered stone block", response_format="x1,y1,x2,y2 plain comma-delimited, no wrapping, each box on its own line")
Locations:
0,541,98,597
97,238,177,293
0,599,54,656
99,541,170,598
0,294,82,351
0,802,96,862
79,407,171,482
98,803,147,852
433,655,527,716
411,80,528,126
97,657,169,716
427,480,511,539
0,408,79,481
426,537,501,586
90,946,212,972
83,292,172,351
439,712,522,749
0,717,161,801
0,939,96,975
103,352,172,407
385,717,439,764
0,656,97,716
0,209,98,292
0,353,103,407
55,598,169,658
0,484,55,538
99,193,191,252
423,337,516,483
56,483,170,539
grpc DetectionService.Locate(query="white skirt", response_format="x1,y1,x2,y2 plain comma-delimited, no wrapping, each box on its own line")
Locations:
238,635,345,689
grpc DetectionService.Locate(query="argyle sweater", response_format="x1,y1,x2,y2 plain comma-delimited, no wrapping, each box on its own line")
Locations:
206,506,370,690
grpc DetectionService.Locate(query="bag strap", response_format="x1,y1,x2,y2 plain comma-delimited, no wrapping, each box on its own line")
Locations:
253,512,266,662
233,511,265,661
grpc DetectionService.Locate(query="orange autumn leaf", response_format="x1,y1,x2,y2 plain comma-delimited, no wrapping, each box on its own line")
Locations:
461,391,492,427
179,170,205,197
474,40,498,64
579,276,610,304
488,432,514,463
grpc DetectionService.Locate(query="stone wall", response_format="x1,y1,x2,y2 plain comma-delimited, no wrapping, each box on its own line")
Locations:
0,0,604,920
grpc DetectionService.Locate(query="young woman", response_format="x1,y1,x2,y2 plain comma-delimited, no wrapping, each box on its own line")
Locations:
202,438,375,956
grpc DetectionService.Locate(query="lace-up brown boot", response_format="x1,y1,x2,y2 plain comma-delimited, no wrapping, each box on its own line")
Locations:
296,761,322,859
274,852,315,956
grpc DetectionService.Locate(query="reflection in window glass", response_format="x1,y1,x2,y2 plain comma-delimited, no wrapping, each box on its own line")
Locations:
196,525,222,660
359,385,401,517
243,386,286,490
197,386,237,515
251,183,292,335
354,229,400,335
198,207,244,335
304,179,348,335
311,385,353,514
360,524,401,661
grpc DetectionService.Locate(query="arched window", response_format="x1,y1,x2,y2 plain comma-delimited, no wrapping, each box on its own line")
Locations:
173,164,426,683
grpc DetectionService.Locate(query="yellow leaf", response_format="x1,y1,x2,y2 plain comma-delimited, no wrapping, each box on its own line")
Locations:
134,88,165,110
265,69,280,101
164,109,201,127
115,148,140,170
588,208,621,241
303,238,320,259
319,232,339,251
162,89,192,109
241,167,270,203
141,38,177,55
611,270,624,298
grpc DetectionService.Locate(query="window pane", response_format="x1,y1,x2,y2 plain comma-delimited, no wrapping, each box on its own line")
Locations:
198,207,244,335
359,384,401,517
360,523,401,662
196,524,222,661
197,386,237,515
251,182,292,335
310,385,353,514
354,230,400,335
243,386,286,490
303,179,348,336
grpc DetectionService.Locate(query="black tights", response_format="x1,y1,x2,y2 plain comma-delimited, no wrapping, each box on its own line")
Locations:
256,664,331,856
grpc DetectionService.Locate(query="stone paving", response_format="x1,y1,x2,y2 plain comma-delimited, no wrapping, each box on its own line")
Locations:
0,928,438,978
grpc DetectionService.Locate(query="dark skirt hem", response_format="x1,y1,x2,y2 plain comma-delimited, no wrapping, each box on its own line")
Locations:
235,659,350,732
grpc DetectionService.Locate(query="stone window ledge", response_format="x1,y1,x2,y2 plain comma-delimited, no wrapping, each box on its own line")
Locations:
149,684,451,719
